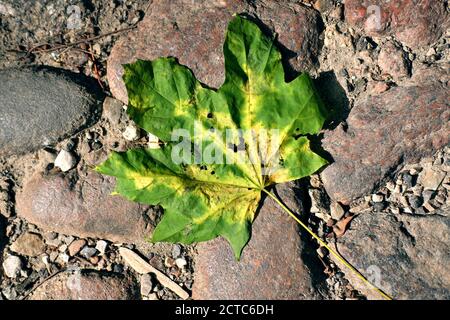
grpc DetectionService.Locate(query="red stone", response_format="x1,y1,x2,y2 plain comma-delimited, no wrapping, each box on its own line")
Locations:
16,171,154,243
321,66,449,204
107,0,323,103
344,0,449,49
377,42,410,81
29,271,139,300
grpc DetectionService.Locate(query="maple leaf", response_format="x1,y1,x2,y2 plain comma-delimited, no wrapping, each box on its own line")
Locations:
96,15,328,259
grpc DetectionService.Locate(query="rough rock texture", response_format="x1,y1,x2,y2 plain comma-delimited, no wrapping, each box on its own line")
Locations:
192,182,322,300
10,232,45,257
0,66,103,156
321,66,449,204
16,171,154,243
377,42,410,81
28,270,139,300
107,0,323,103
334,207,450,300
344,0,449,49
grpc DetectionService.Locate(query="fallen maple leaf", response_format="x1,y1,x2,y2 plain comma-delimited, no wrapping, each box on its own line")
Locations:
96,15,327,259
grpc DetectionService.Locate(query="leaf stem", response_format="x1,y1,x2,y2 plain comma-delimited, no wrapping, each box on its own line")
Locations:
262,188,393,301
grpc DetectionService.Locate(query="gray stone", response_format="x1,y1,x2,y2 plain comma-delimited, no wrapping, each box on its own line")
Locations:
140,273,153,297
0,66,103,156
334,207,450,299
171,244,182,259
407,195,423,209
102,97,124,124
402,172,416,188
80,247,97,259
193,182,322,300
330,202,345,221
372,201,386,212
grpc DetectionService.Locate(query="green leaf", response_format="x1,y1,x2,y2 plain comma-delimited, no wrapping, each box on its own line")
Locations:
96,15,328,259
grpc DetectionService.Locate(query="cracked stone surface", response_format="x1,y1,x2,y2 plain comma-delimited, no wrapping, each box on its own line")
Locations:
333,207,450,300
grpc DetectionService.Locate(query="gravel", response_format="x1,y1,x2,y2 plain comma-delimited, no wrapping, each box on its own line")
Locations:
2,255,23,278
140,273,153,297
0,0,448,301
54,150,77,172
95,240,108,255
80,247,98,259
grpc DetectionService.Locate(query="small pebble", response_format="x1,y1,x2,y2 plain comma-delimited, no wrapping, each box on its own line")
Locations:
175,258,187,269
399,196,409,207
2,287,17,300
172,244,182,259
424,201,436,212
407,195,423,209
371,194,384,203
403,207,413,214
113,264,124,273
95,240,108,255
411,185,424,196
164,257,176,268
386,181,395,192
49,251,58,262
415,207,426,215
62,235,75,245
372,202,386,212
123,124,140,141
390,207,400,214
41,255,50,266
80,247,97,259
147,293,159,300
2,255,23,278
330,202,345,220
316,246,328,258
402,173,416,188
349,201,370,213
434,195,446,205
423,190,434,203
58,253,70,263
89,256,100,265
140,273,153,296
148,133,160,149
54,150,77,172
